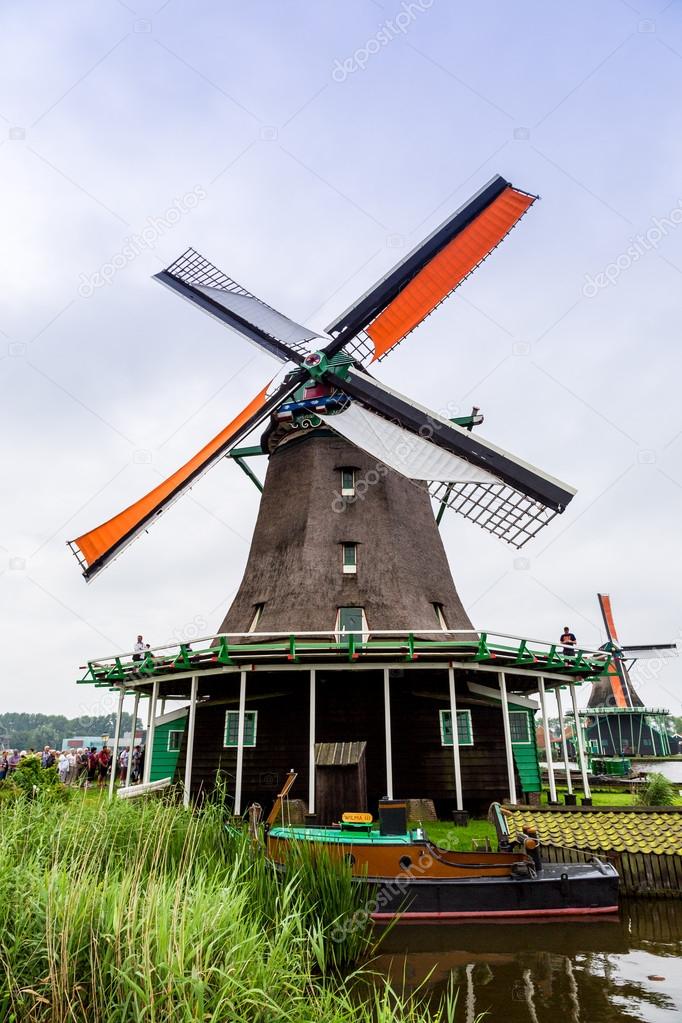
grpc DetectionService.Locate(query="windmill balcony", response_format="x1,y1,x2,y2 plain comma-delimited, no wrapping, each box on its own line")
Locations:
78,628,611,689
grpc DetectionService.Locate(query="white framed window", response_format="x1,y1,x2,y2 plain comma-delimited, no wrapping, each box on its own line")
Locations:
248,603,264,633
224,710,258,748
439,709,474,747
341,468,355,496
509,711,531,744
342,542,357,574
167,730,184,752
433,603,448,630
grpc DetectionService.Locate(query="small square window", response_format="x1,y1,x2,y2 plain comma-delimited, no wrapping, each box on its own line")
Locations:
439,709,473,746
342,543,357,574
341,469,355,496
509,711,531,744
224,710,258,748
167,729,184,752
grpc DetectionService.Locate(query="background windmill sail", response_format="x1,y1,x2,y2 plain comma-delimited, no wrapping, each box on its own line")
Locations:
68,174,570,579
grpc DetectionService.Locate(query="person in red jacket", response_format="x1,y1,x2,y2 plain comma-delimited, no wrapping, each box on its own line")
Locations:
96,746,112,787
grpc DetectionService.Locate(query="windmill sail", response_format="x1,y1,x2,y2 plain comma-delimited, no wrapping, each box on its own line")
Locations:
155,249,319,363
620,644,678,661
321,373,575,548
324,176,536,364
68,378,299,580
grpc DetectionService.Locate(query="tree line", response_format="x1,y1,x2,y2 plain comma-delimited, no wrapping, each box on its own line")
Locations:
0,713,142,751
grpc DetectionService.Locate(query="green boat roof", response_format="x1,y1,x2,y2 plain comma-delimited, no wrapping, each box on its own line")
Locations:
269,826,413,845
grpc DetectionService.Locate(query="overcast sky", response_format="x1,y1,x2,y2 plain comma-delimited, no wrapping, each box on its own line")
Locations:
1,0,681,722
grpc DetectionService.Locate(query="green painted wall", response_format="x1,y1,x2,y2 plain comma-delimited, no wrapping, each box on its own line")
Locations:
149,712,187,783
512,709,541,794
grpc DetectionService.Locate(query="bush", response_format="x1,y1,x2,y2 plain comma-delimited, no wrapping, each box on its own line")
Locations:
8,755,71,802
636,771,677,806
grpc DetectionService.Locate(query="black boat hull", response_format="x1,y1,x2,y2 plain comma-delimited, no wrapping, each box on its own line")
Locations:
364,861,620,921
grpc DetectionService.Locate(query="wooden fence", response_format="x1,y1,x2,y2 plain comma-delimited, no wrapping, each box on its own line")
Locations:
542,844,682,897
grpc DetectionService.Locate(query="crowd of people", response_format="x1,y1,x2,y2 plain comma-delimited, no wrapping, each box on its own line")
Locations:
0,744,146,787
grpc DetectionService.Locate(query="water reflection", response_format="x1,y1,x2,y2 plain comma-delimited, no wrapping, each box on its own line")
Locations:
371,900,682,1021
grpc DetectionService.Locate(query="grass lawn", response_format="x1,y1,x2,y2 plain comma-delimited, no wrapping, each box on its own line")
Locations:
540,787,637,806
415,818,496,849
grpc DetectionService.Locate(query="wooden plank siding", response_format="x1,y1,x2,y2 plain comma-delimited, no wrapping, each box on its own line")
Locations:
542,844,682,897
149,711,187,783
173,668,521,818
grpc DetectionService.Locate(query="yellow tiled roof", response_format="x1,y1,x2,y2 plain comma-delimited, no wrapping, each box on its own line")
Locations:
503,808,682,856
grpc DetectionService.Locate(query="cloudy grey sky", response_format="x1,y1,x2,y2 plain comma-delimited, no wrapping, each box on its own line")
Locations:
1,0,681,720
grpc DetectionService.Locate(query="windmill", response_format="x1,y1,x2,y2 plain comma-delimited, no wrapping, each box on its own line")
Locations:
69,175,575,585
583,593,678,758
69,174,582,816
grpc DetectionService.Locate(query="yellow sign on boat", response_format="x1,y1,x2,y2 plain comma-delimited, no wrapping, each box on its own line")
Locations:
342,812,373,824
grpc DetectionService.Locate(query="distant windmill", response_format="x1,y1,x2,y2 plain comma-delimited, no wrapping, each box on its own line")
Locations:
584,593,678,757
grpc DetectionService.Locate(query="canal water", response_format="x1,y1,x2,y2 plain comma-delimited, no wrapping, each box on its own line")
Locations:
635,760,682,785
371,900,682,1021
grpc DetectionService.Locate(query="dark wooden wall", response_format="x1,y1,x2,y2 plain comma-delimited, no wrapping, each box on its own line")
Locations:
175,668,518,819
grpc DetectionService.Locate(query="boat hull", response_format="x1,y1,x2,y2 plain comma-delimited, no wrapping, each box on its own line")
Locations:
365,861,620,921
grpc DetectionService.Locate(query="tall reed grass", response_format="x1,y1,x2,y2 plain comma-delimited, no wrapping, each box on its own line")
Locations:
0,793,468,1022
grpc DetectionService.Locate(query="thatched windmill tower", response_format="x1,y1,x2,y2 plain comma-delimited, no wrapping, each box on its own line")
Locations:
70,176,586,818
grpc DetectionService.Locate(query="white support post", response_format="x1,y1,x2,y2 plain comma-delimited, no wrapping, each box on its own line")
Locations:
308,669,316,815
143,681,158,785
384,668,393,800
556,685,573,795
539,677,557,804
108,687,125,799
448,667,464,811
125,689,140,787
498,672,517,805
234,670,247,817
183,675,199,808
570,684,591,799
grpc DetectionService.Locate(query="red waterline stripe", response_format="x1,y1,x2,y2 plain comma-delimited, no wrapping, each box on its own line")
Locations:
371,905,619,922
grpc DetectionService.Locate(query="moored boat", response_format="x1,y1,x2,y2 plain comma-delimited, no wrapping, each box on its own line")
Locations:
266,800,619,922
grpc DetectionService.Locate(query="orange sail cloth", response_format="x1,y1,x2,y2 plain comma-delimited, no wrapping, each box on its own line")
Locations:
598,594,628,708
71,384,269,571
367,187,535,360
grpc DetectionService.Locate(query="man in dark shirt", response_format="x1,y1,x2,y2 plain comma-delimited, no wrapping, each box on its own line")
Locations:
561,626,577,656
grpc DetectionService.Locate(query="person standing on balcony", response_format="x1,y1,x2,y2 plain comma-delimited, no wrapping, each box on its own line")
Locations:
132,635,145,662
560,626,577,656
